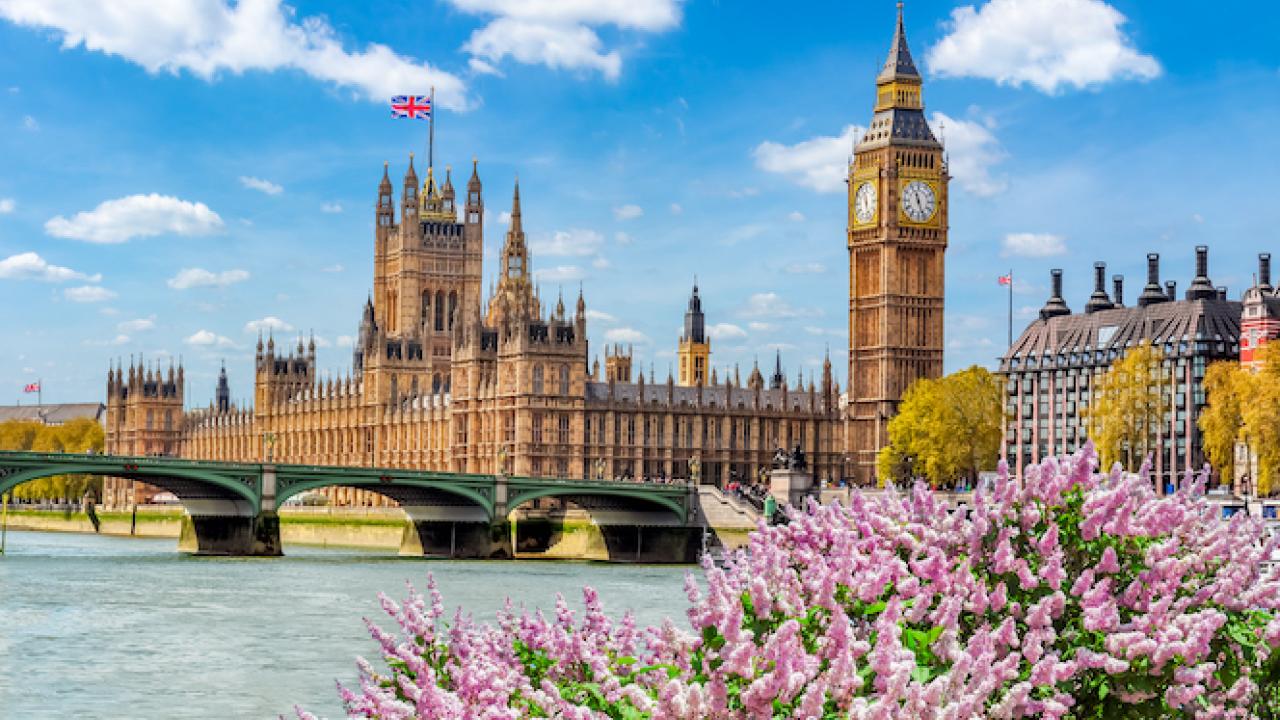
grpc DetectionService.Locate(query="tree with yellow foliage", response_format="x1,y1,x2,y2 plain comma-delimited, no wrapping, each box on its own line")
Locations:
876,365,1003,487
0,418,105,500
1201,344,1280,496
1084,342,1165,469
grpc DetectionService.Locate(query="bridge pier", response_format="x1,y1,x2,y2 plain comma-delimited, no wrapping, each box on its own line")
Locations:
177,510,282,557
398,520,512,559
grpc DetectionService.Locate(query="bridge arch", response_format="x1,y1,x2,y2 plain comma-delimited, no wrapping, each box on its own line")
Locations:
273,470,495,521
505,483,688,524
0,461,259,511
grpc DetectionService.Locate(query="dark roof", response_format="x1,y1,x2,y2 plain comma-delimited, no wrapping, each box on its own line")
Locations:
585,382,820,413
0,403,105,425
858,108,938,149
877,6,921,83
1001,298,1241,370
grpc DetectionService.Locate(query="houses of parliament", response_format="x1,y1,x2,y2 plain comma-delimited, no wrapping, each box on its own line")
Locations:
102,6,947,505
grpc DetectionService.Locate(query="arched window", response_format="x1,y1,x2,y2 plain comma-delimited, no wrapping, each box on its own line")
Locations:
432,373,442,394
421,291,431,326
559,365,570,395
434,290,445,331
448,291,458,330
532,364,544,394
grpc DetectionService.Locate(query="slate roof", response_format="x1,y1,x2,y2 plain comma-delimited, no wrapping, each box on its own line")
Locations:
0,402,105,425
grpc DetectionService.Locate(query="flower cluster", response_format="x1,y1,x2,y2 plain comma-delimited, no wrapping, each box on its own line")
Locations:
306,444,1280,718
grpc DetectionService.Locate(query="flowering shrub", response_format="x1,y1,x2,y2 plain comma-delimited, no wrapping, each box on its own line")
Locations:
306,445,1280,719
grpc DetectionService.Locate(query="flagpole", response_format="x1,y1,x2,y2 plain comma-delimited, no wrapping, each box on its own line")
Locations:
428,86,435,172
1007,270,1014,347
37,377,42,408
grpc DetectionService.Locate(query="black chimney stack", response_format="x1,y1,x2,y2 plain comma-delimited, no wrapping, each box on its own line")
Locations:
1085,261,1113,313
1260,253,1273,293
1166,280,1177,301
1039,269,1071,320
1186,245,1216,301
1217,286,1227,301
1113,275,1125,307
1138,253,1168,306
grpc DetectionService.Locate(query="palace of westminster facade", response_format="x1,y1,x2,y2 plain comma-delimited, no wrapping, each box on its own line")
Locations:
102,8,948,506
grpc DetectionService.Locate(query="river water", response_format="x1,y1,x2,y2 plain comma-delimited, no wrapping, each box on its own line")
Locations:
0,530,693,719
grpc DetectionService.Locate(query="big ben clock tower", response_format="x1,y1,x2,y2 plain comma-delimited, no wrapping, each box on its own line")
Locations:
847,2,948,484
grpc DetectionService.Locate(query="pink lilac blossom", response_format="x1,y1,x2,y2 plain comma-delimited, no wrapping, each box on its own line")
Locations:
311,443,1280,718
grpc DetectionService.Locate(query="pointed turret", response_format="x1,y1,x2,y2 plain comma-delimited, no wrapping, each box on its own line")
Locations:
377,161,394,228
770,351,785,390
500,179,529,281
748,357,764,391
441,165,456,216
401,154,419,221
877,2,921,84
216,361,230,413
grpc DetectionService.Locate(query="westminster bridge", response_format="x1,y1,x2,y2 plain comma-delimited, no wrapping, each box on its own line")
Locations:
0,451,703,560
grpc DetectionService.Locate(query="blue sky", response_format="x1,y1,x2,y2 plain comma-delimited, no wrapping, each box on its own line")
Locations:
1,0,1278,406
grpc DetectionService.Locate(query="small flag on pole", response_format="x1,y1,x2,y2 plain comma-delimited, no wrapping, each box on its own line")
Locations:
997,273,1012,286
390,95,432,120
23,382,40,393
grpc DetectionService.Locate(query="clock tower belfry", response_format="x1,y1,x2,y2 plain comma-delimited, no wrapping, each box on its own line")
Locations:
846,2,948,484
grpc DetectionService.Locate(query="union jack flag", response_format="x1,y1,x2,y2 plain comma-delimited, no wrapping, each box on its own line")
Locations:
23,382,39,393
390,95,432,120
997,274,1012,286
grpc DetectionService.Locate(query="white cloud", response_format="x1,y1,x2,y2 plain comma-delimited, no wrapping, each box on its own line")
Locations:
0,197,13,213
586,309,616,323
669,203,683,215
930,111,1008,196
0,252,100,282
614,231,632,246
927,0,1160,93
320,202,342,213
64,285,116,302
784,262,825,275
167,267,249,289
22,115,37,130
613,204,643,221
1002,232,1067,257
498,210,512,225
707,323,747,341
244,316,294,334
468,57,503,76
336,335,355,347
592,256,610,269
738,292,818,320
239,175,282,195
185,329,235,347
531,228,604,256
605,326,650,344
447,0,682,80
534,265,585,282
724,224,765,245
787,210,805,223
117,316,156,333
321,263,344,272
1192,213,1204,224
0,0,468,107
465,19,621,79
748,321,775,333
753,124,862,193
45,193,223,243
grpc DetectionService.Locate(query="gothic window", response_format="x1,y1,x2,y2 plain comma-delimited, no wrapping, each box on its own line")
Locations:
422,291,431,326
532,412,543,443
448,291,458,331
435,291,445,331
432,374,442,394
559,365,570,395
164,411,173,431
390,375,399,402
146,409,154,430
627,416,636,446
504,413,515,443
557,414,570,444
468,212,479,223
533,365,544,394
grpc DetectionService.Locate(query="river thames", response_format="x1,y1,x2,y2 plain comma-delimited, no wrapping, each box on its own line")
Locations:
0,530,692,719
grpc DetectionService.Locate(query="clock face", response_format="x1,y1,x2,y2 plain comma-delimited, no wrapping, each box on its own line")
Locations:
901,180,937,222
853,182,877,223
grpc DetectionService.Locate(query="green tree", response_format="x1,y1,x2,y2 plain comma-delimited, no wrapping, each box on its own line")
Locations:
876,365,1004,487
1200,359,1249,484
1085,342,1165,469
